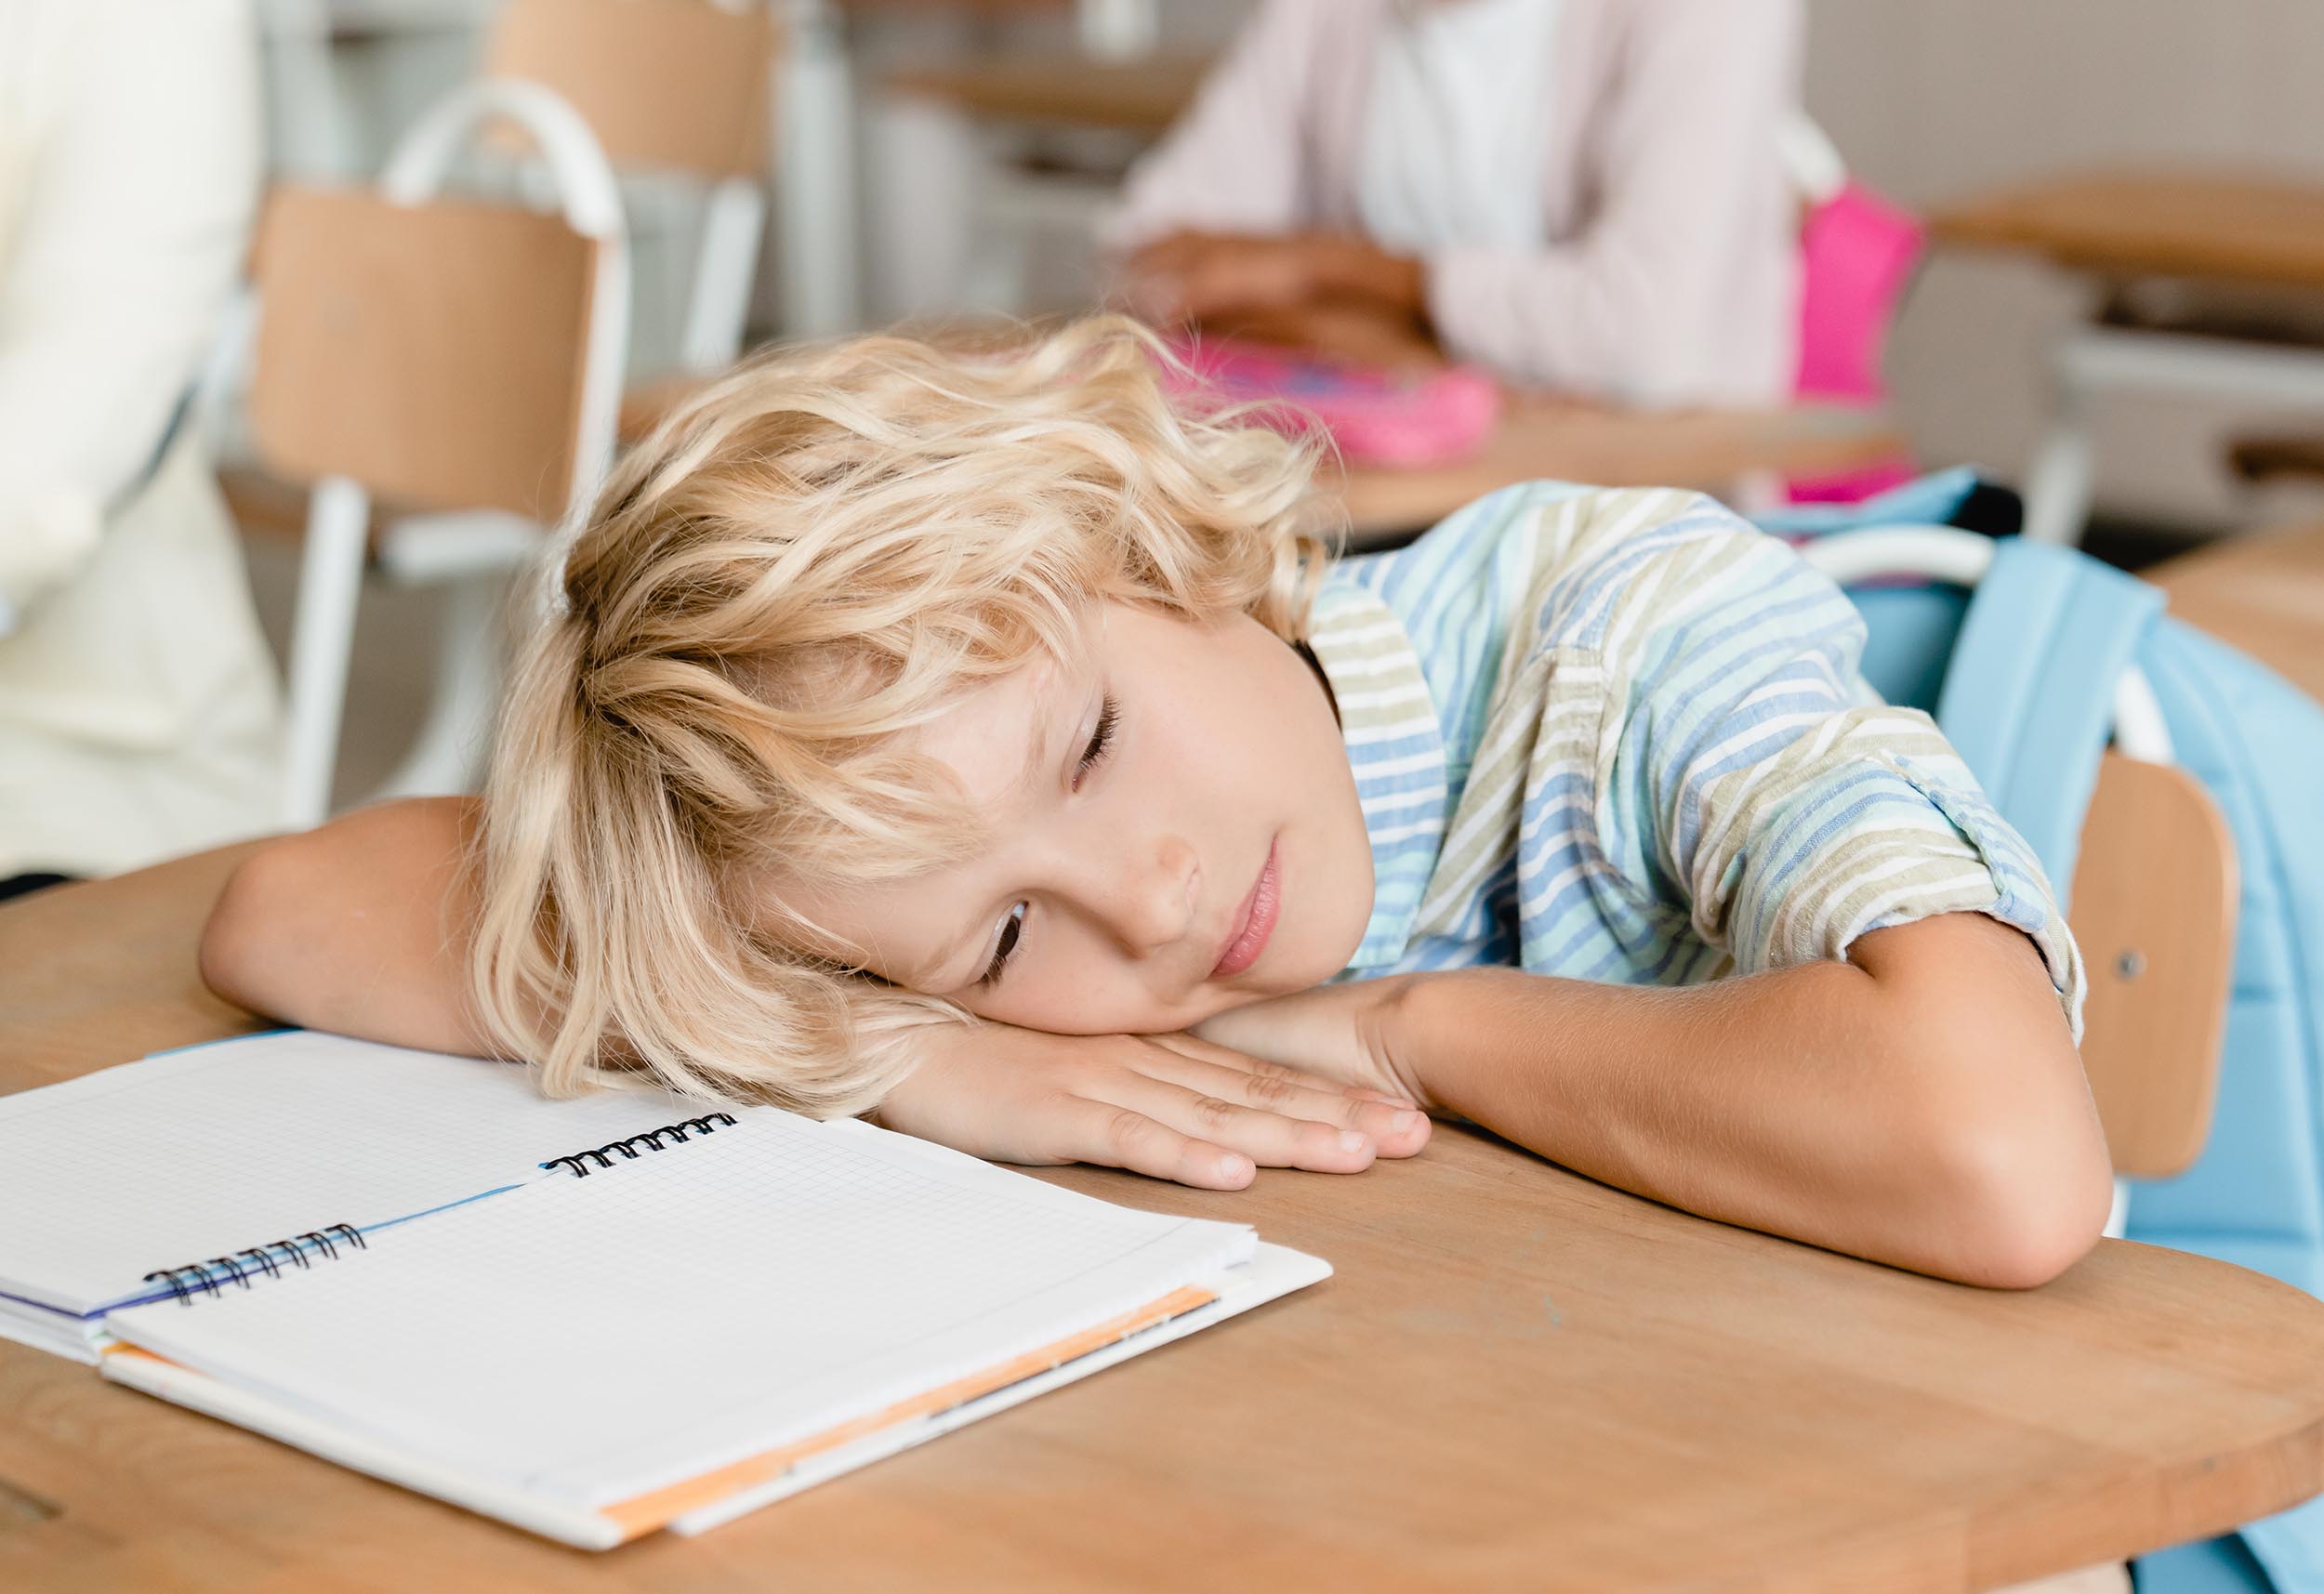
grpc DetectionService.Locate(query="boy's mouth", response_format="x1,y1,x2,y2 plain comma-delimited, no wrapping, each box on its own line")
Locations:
1211,839,1282,979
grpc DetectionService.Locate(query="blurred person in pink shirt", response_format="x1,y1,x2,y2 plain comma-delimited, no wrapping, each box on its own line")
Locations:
1107,0,1802,405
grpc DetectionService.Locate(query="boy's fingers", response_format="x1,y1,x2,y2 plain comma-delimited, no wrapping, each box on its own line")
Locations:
1125,1076,1380,1174
1133,1040,1430,1157
1065,1103,1255,1191
1144,1030,1340,1084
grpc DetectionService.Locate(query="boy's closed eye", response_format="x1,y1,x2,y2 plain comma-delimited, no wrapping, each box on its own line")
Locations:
978,692,1120,988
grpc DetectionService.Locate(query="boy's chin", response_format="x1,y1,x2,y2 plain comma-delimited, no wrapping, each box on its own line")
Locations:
1211,955,1352,1013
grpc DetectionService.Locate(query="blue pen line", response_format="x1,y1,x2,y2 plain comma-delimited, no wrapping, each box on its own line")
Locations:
141,1026,300,1060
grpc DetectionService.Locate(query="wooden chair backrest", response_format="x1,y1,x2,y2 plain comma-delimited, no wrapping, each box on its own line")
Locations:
2069,751,2239,1179
486,0,776,179
244,185,598,521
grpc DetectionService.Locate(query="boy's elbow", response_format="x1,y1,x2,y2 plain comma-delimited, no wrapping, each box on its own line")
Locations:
199,838,307,1019
1915,1097,2115,1290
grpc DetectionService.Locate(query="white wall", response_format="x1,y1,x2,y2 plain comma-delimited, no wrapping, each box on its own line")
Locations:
1804,0,2324,531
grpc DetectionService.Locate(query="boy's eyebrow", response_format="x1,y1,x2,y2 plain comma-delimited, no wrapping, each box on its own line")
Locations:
919,678,1089,993
1012,686,1072,799
1007,656,1090,800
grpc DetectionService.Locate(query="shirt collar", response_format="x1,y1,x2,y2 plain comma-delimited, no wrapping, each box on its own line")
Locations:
1305,583,1449,971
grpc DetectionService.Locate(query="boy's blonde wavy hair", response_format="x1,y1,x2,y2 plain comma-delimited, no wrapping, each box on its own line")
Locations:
469,316,1338,1113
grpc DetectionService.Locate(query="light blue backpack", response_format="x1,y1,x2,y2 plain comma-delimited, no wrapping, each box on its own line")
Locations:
1756,478,2324,1593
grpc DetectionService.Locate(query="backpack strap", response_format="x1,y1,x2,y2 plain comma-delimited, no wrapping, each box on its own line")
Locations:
1933,539,2165,900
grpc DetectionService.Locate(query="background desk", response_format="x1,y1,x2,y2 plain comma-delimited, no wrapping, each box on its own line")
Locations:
2154,520,2324,708
1932,167,2324,547
612,376,1909,552
6,850,2324,1590
1332,397,1907,547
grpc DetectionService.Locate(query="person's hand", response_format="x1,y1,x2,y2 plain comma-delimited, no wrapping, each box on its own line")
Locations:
1119,230,1429,327
1119,230,1327,323
1191,975,1431,1108
868,1018,1432,1191
1199,301,1447,373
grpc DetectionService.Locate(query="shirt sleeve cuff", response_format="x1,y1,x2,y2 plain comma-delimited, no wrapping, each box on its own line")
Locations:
1858,755,2091,1043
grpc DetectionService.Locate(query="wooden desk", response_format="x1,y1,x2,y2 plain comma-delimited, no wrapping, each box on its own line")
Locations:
883,55,1211,137
1932,170,2324,293
614,374,1907,551
1929,166,2324,546
2154,520,2324,708
1333,396,1907,547
8,851,2324,1592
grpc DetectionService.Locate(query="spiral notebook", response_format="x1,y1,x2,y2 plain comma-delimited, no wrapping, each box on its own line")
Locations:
0,1032,1327,1548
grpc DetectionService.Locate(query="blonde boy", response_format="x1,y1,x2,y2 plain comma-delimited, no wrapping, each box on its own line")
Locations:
203,320,2111,1290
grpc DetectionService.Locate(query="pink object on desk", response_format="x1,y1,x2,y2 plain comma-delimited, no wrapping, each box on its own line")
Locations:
1794,179,1923,405
1787,179,1925,501
1164,338,1503,468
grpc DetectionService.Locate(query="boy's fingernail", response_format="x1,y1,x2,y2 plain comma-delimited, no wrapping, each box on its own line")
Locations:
1337,1129,1369,1153
1220,1153,1254,1182
1390,1111,1422,1134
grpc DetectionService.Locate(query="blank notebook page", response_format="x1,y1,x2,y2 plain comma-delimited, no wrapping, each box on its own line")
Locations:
110,1111,1254,1507
0,1033,720,1313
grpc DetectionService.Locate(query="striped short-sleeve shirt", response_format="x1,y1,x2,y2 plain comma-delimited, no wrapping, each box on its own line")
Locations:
1305,481,2087,1033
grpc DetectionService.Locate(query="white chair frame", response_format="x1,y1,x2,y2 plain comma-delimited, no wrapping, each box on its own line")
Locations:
277,79,629,829
2020,324,2324,547
680,174,769,372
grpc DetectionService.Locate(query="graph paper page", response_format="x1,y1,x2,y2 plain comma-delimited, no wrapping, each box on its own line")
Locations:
110,1109,1254,1506
0,1032,729,1313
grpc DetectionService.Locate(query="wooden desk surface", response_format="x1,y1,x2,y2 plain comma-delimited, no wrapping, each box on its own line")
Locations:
1931,168,2324,291
2153,520,2324,709
616,375,1907,551
7,850,2324,1592
1331,397,1906,546
882,55,1212,137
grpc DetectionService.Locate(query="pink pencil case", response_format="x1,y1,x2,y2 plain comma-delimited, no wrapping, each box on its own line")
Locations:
1162,337,1503,468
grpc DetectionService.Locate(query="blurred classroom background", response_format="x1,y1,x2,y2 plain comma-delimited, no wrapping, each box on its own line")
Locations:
12,0,2324,867
248,0,2324,520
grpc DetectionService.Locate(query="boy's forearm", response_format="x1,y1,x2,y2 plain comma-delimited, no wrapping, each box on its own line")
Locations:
1381,916,2114,1287
200,797,491,1057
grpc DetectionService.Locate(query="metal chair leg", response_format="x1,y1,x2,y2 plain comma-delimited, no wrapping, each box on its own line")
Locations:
280,475,371,829
370,571,509,804
2022,353,2095,547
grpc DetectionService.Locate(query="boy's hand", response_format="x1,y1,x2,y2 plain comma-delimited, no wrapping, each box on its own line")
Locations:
1190,976,1432,1109
869,1019,1431,1192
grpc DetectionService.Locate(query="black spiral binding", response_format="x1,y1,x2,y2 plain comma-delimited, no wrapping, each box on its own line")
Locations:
539,1112,738,1178
141,1222,368,1308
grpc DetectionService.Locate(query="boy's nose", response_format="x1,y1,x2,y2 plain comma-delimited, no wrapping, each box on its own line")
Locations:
1107,836,1200,956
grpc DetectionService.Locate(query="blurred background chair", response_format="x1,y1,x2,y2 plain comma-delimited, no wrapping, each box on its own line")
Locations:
246,78,627,826
484,0,774,399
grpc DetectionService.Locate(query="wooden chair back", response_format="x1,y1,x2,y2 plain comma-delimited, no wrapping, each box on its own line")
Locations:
244,185,599,523
2069,751,2239,1179
486,0,776,179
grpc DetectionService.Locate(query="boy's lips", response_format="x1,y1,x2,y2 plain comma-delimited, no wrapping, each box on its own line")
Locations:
1212,840,1282,978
